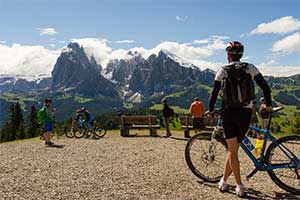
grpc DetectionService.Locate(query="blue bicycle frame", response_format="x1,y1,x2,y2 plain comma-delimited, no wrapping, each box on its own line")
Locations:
241,126,296,171
215,107,299,172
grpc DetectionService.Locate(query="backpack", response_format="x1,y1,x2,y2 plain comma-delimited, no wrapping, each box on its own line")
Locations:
38,107,47,124
221,63,255,109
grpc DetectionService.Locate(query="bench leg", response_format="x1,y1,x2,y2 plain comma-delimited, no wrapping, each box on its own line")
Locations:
184,130,190,138
121,128,129,137
150,129,157,137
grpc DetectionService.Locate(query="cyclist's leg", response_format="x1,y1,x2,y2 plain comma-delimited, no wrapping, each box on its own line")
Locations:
221,109,251,184
225,137,242,184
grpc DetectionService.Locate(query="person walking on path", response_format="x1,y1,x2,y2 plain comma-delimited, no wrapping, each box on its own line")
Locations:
189,97,205,137
38,98,56,146
259,97,270,130
162,98,173,137
247,100,259,138
206,41,272,197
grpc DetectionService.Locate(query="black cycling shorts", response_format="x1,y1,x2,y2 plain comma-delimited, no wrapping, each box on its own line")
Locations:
221,108,252,143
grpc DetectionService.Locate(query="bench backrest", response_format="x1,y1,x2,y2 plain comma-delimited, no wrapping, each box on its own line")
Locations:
179,115,193,126
116,115,158,125
179,115,218,127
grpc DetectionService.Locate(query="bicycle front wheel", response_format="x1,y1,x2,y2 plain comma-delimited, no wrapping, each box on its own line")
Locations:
185,132,227,183
65,127,75,138
266,135,300,195
74,127,85,138
94,125,107,138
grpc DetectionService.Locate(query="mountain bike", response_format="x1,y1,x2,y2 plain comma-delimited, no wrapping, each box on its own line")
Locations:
65,117,107,139
185,107,300,195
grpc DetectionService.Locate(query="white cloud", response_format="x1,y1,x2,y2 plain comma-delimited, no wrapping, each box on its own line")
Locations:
49,44,56,48
2,36,297,79
258,59,300,77
72,38,113,67
0,43,59,78
193,35,229,52
1,41,6,44
115,40,135,44
175,16,188,22
193,39,209,44
37,27,58,35
271,32,300,54
258,65,300,77
250,16,300,35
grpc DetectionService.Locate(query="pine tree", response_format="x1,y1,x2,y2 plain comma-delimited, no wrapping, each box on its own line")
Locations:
9,104,17,141
0,122,13,142
17,122,25,139
26,105,39,138
8,102,25,140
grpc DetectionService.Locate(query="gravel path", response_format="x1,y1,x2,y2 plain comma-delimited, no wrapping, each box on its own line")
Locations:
0,131,299,200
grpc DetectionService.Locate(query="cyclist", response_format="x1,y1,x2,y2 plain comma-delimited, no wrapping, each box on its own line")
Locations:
75,107,95,138
206,41,272,197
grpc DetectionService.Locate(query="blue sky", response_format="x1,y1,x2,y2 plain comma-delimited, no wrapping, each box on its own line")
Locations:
0,0,299,77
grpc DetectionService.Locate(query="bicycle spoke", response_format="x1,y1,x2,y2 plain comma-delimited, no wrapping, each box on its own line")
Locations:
186,133,227,183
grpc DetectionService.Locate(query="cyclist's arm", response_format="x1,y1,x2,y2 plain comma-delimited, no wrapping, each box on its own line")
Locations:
254,73,272,107
209,80,221,112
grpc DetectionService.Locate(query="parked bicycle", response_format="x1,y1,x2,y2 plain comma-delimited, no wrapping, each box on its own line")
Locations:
65,117,107,139
185,107,300,195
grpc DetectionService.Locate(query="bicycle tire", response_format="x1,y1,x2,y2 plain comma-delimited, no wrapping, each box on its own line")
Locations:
93,125,107,138
185,131,228,183
74,127,85,138
265,135,300,195
65,127,75,138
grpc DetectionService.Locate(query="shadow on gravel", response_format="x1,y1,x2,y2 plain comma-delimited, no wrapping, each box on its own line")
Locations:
169,136,189,141
274,192,300,200
197,180,280,199
46,144,65,148
133,135,164,138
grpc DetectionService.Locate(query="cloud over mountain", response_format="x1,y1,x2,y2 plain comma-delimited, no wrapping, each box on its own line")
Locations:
272,32,300,54
0,43,59,78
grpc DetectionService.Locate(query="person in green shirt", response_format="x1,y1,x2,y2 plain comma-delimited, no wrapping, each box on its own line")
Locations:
39,99,56,146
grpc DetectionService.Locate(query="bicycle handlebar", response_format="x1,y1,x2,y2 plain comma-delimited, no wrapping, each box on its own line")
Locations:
272,107,283,113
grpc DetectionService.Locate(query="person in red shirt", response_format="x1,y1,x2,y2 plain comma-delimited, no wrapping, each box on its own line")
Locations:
189,98,205,135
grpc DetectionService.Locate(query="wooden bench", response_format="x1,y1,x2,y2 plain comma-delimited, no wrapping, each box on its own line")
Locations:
179,115,218,137
116,115,160,137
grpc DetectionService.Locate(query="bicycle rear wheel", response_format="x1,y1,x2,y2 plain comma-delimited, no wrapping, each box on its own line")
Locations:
93,125,107,138
266,135,300,195
185,131,227,183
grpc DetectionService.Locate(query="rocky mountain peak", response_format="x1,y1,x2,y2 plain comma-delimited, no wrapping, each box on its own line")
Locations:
51,42,119,98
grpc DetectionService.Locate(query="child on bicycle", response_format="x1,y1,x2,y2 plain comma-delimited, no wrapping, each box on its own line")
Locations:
75,107,95,138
